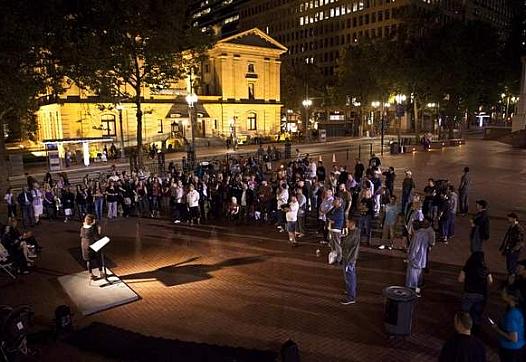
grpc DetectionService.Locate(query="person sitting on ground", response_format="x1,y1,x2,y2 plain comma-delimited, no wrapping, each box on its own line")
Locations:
1,220,33,274
439,311,486,362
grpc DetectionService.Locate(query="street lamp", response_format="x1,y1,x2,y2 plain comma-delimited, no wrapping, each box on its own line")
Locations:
185,93,198,167
302,98,312,142
115,104,126,159
394,94,407,145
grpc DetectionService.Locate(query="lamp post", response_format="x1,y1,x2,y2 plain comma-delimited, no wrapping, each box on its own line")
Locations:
185,93,198,167
302,98,312,142
395,94,407,145
115,104,125,159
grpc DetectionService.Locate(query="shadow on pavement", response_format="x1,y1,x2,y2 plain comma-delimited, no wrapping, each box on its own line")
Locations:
66,321,277,362
120,255,270,287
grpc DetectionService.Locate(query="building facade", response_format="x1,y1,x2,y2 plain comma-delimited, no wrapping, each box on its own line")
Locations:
190,0,248,37
239,0,513,77
35,28,287,156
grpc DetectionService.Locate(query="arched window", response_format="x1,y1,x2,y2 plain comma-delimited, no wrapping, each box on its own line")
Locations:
247,113,257,130
101,114,116,136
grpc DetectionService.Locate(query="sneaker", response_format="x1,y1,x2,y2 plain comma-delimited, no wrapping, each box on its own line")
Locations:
387,246,393,250
378,245,386,250
174,220,181,224
340,299,356,305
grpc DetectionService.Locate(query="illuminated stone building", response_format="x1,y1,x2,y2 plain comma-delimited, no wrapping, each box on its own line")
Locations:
35,28,287,156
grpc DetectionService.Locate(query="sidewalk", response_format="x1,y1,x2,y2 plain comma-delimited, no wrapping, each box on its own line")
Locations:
11,135,390,182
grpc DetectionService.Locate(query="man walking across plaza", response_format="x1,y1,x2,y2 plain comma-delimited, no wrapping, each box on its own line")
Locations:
500,213,525,276
470,200,490,253
341,219,360,305
459,167,471,216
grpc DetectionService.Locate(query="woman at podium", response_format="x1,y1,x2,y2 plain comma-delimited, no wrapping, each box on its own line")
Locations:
80,214,104,280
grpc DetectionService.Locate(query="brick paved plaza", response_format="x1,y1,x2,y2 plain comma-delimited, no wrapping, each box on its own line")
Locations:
2,139,526,361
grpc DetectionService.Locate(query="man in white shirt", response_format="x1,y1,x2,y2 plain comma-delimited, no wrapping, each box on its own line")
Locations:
172,180,185,223
285,196,299,246
276,183,289,232
186,184,200,225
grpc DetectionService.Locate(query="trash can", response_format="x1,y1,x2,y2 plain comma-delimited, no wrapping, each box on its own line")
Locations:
383,286,417,336
389,142,400,155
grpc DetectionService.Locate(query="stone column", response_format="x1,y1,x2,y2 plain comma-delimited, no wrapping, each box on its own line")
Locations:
512,56,526,132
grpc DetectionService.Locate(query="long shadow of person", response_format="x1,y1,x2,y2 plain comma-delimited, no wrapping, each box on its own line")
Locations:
120,255,270,287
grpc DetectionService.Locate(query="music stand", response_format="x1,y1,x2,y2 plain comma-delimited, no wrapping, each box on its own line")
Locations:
90,236,119,287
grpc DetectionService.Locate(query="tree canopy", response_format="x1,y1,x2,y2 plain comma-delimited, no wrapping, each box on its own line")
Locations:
54,0,211,166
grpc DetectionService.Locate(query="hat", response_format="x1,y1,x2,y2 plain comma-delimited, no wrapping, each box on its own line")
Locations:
507,212,519,220
405,170,412,176
476,200,487,209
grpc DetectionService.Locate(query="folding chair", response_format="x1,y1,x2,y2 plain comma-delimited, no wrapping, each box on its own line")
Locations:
0,256,16,280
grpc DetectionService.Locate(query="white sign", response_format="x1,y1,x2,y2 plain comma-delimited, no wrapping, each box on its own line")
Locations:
90,236,110,253
48,150,61,171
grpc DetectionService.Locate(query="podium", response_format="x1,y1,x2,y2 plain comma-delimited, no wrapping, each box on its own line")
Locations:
90,236,119,287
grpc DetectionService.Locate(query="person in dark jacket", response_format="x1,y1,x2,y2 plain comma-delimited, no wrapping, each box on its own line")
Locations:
458,252,493,335
439,312,486,362
500,213,525,276
327,198,345,264
382,167,396,197
61,187,75,222
17,186,34,227
340,219,360,305
470,200,490,253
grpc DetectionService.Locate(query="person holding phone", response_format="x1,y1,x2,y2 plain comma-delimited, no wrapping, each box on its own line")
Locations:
491,287,525,362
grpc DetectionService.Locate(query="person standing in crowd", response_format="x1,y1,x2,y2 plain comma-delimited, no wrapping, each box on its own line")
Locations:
93,181,105,221
500,213,525,276
4,187,16,221
401,170,415,215
276,183,289,232
341,219,360,305
446,185,458,241
458,167,471,216
31,183,44,225
327,198,345,264
470,200,490,253
61,186,75,222
354,159,364,183
80,214,104,280
439,312,486,362
406,220,432,297
186,184,200,225
382,167,396,197
295,188,306,238
105,183,119,219
285,195,299,246
318,189,334,244
17,186,34,227
316,160,326,183
380,195,400,250
458,252,493,335
43,185,56,220
491,287,525,362
337,183,352,221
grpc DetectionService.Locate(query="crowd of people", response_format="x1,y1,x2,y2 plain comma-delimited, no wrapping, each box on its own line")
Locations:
1,147,526,361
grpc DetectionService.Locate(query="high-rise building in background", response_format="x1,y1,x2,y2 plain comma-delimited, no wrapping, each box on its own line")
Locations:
238,0,513,78
190,0,247,37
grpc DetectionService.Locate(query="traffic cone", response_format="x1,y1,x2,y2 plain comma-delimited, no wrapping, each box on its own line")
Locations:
332,153,336,163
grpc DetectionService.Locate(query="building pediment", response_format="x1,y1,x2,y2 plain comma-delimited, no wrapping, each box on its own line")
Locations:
218,28,287,53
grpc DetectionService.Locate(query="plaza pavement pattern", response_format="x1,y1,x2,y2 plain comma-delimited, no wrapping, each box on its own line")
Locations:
2,139,526,361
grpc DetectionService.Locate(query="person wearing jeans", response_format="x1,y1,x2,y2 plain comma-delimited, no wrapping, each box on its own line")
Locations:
500,213,525,276
105,184,118,219
341,219,360,305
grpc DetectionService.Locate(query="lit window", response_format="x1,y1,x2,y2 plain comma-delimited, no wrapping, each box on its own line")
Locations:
248,83,255,100
300,16,304,25
101,115,116,137
247,113,257,130
330,8,334,16
335,7,340,16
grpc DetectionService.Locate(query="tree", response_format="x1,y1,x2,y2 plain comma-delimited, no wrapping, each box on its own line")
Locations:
57,0,210,167
0,1,63,191
281,59,325,110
